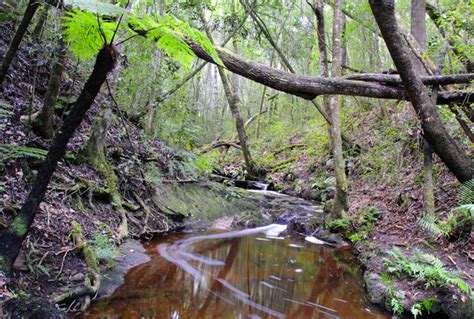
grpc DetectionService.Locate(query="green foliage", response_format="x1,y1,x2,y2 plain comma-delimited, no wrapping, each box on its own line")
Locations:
326,207,380,244
0,100,13,120
87,231,119,269
62,9,118,60
411,298,436,318
458,179,474,205
63,1,220,69
418,180,473,240
381,272,405,315
418,205,473,239
0,145,47,164
384,248,471,295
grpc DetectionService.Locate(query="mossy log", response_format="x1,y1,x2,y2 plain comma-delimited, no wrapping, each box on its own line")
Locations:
269,156,300,173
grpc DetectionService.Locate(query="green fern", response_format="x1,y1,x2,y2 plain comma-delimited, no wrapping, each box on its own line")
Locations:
0,100,13,118
63,4,222,70
384,248,471,295
0,144,48,163
62,9,119,60
418,213,447,237
419,204,473,239
459,179,474,205
128,14,222,69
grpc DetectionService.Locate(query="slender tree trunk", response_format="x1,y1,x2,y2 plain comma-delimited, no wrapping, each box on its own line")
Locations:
369,0,472,183
329,0,348,217
32,4,49,43
411,0,435,216
312,0,332,151
448,104,474,142
255,85,267,139
199,11,256,177
0,45,117,275
0,0,40,85
32,36,67,139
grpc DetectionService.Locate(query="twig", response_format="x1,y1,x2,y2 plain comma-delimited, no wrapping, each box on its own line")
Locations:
54,248,73,280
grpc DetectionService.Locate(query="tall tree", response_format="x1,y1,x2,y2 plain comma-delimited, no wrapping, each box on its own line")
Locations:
369,0,472,183
310,0,332,145
328,0,348,217
198,9,256,178
411,0,435,216
31,35,67,138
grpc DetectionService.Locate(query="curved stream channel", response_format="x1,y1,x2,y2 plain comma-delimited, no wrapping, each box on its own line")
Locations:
83,189,391,319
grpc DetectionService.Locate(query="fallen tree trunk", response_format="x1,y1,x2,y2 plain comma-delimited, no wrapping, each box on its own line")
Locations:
200,140,241,154
344,73,474,86
369,0,472,183
187,43,471,105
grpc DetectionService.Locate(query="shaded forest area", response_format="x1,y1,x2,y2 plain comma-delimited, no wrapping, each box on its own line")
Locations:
0,0,472,318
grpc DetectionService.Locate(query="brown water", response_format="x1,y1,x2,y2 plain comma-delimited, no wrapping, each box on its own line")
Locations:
84,225,391,319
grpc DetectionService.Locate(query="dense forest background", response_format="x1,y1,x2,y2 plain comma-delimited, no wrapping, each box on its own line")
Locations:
0,0,472,318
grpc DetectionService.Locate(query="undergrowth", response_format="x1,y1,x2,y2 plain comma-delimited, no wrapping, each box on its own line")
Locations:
418,179,473,240
326,206,380,244
384,247,471,296
87,230,120,269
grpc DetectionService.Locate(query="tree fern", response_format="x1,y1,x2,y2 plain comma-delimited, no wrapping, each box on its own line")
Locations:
62,9,119,60
128,14,222,69
62,1,222,69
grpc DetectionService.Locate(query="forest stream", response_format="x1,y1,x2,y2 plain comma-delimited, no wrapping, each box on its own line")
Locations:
82,190,391,319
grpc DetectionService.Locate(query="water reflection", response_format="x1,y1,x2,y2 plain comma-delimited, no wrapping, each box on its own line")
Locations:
84,226,390,319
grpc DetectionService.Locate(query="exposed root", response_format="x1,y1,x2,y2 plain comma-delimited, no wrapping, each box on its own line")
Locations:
52,222,100,310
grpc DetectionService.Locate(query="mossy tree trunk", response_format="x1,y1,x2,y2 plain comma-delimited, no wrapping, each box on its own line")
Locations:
329,0,348,218
32,4,49,43
199,10,256,178
0,0,40,85
0,45,117,275
311,0,332,150
32,35,67,139
411,0,435,216
80,107,129,240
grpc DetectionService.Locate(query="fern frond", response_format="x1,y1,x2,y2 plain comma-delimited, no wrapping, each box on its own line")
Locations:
458,179,474,205
418,213,447,236
0,144,48,162
0,100,13,117
128,14,222,69
63,9,119,60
